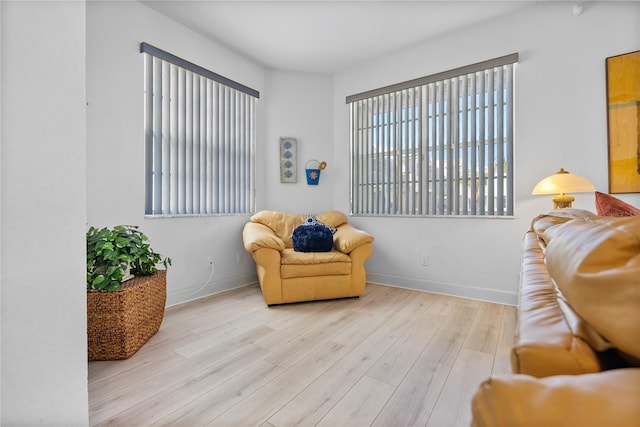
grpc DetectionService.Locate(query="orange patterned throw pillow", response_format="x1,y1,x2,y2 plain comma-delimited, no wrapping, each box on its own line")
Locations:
595,191,640,217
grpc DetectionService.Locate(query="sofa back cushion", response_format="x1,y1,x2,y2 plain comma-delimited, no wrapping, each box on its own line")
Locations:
250,210,348,248
530,209,595,246
545,216,640,364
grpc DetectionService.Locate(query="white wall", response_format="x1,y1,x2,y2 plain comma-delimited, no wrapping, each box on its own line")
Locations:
261,71,335,213
1,1,88,424
86,1,266,306
332,1,640,304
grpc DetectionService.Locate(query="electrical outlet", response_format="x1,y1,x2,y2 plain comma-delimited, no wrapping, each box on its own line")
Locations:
420,254,429,266
208,256,214,265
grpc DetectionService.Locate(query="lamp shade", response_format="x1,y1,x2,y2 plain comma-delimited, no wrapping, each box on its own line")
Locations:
532,168,595,209
532,168,595,195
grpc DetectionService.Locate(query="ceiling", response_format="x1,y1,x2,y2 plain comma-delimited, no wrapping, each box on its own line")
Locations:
141,1,535,74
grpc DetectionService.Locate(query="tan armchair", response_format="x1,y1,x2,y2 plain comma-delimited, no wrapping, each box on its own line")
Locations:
242,210,374,305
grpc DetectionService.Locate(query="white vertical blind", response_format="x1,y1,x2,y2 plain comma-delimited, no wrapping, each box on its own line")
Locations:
142,44,258,216
348,54,517,217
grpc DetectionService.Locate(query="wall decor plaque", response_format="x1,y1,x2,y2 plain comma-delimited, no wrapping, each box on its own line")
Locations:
280,137,297,183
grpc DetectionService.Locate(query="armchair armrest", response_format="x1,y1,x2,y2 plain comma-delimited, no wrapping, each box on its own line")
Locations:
333,223,374,254
242,222,285,253
472,369,640,427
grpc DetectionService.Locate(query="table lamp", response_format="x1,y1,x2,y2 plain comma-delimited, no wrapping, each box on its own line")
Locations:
532,168,595,209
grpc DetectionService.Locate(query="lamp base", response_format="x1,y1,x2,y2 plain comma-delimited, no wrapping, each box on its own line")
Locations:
552,193,575,209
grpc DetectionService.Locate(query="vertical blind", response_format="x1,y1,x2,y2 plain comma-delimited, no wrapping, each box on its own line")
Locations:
347,54,517,217
142,43,258,216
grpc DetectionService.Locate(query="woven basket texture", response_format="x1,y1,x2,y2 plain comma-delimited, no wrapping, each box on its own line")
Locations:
87,270,166,361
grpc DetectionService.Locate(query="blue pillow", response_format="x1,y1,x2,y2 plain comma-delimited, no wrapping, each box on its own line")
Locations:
292,224,334,252
292,214,335,252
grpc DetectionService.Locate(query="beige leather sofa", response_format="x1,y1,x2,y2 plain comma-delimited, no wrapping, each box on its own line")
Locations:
472,210,640,426
242,210,373,305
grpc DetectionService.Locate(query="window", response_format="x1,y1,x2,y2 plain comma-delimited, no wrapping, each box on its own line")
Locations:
142,43,259,216
347,54,517,217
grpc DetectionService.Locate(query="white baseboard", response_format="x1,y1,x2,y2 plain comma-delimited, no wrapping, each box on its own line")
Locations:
366,272,517,306
168,272,517,307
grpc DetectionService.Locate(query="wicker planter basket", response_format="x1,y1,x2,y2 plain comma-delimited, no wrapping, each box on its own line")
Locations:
87,270,166,361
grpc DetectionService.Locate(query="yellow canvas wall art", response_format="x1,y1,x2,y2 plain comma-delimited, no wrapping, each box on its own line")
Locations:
606,50,640,193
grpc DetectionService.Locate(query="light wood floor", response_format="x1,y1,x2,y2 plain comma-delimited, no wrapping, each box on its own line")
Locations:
89,283,516,427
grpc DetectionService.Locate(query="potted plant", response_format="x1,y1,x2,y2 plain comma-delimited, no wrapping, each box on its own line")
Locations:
87,225,171,291
86,225,171,361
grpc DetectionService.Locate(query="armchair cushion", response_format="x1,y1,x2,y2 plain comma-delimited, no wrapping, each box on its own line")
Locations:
242,222,285,252
250,210,349,249
281,249,351,279
250,210,301,248
315,210,349,228
333,223,375,253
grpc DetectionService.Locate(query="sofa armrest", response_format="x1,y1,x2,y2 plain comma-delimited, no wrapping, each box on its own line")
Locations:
472,369,640,427
333,223,374,253
242,222,285,253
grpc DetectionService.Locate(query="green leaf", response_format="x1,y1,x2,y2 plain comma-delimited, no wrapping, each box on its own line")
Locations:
92,275,106,286
115,236,130,248
118,254,132,263
100,242,114,251
105,281,122,291
106,265,122,278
